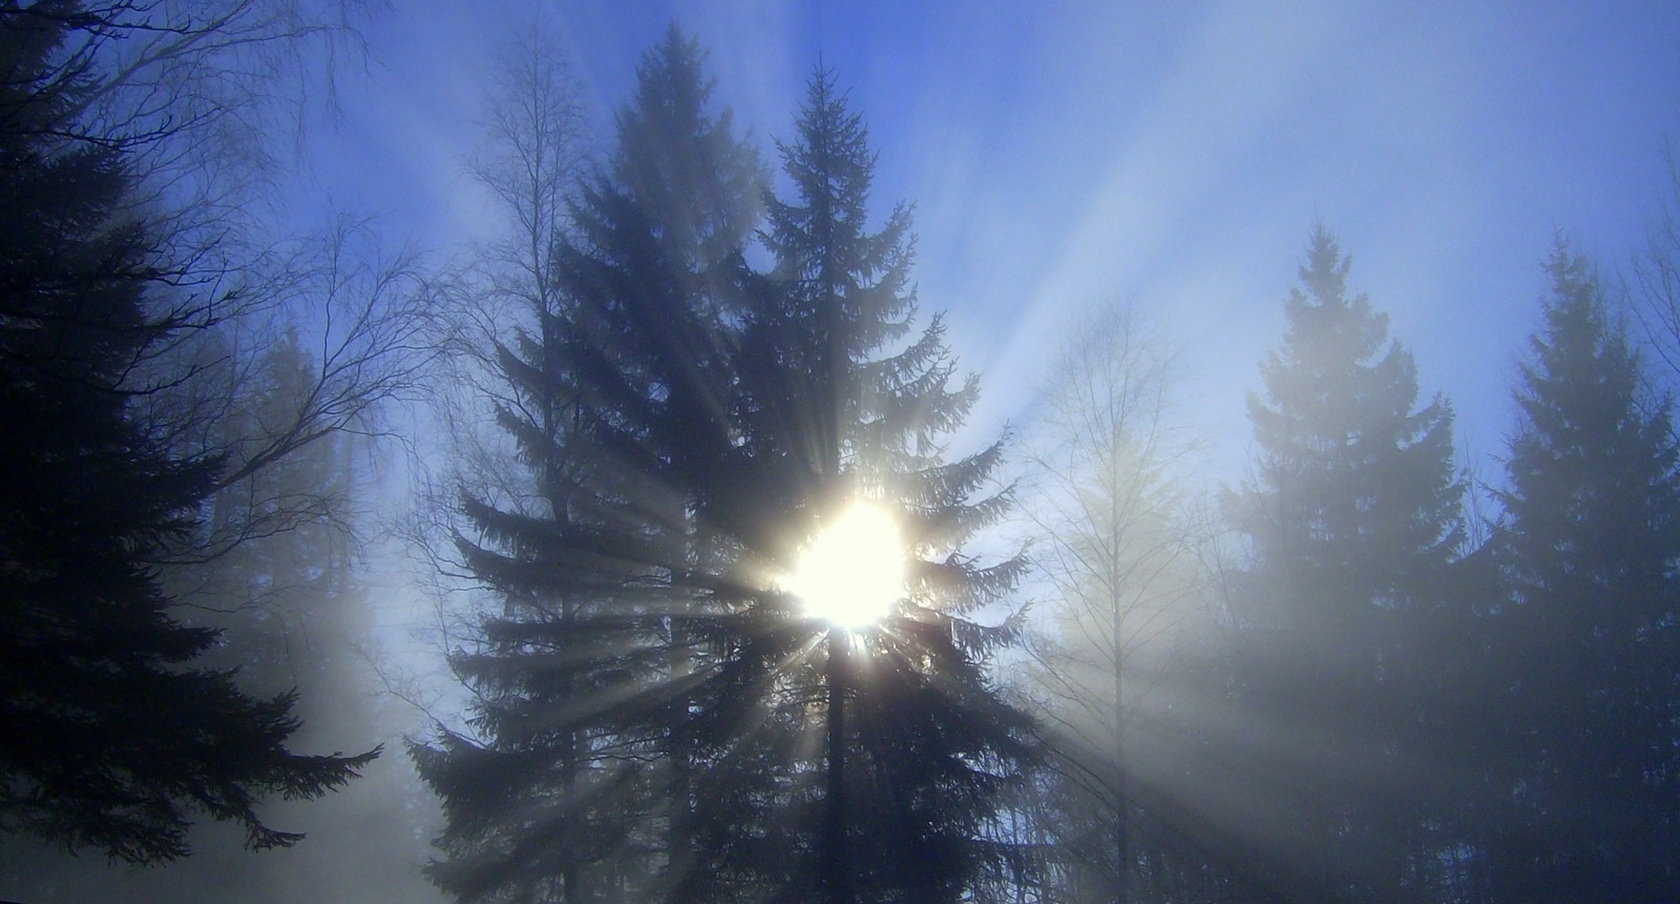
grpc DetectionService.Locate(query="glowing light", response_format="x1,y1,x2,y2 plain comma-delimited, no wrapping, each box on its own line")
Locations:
787,503,906,628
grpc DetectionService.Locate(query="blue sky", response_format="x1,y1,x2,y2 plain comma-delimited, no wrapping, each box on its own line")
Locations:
309,0,1680,485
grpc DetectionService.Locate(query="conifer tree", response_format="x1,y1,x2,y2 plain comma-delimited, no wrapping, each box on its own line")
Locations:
0,4,376,864
416,50,1038,903
1229,226,1461,899
743,68,1038,904
1486,245,1680,902
412,26,763,902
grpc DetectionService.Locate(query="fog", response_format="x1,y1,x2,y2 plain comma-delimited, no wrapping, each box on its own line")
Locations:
5,2,1680,903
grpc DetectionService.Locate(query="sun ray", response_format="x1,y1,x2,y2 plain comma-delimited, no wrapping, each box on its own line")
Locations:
782,503,906,629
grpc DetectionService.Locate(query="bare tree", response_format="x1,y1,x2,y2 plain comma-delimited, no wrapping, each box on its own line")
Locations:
1632,142,1680,417
421,18,588,530
1014,301,1210,901
15,0,373,312
393,17,591,725
0,0,444,864
142,219,437,571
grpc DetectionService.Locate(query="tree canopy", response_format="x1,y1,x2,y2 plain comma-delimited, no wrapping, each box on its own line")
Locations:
11,11,1680,904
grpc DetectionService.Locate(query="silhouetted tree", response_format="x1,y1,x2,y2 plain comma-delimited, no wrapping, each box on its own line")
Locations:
1227,226,1462,901
0,1,425,532
1484,244,1680,902
412,26,761,903
2,329,442,903
743,67,1039,904
416,47,1038,904
0,3,376,863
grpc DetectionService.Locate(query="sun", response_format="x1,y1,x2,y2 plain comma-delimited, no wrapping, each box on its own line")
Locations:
786,502,906,629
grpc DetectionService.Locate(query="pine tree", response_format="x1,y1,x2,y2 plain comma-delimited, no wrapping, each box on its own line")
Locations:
412,25,763,902
0,3,376,864
1486,244,1680,902
744,68,1039,904
415,50,1038,903
1229,226,1461,899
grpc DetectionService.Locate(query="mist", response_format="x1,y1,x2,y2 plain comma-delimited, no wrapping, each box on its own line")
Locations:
4,3,1680,903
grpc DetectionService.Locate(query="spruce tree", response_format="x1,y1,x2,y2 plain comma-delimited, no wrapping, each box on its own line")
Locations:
0,4,376,863
416,50,1037,903
744,68,1038,904
1230,226,1461,899
1487,245,1680,902
412,25,763,902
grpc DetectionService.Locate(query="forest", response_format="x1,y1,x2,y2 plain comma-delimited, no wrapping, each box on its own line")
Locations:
2,3,1678,903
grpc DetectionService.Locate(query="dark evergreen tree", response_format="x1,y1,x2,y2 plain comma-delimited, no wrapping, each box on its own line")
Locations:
415,48,1038,903
0,3,376,864
1228,226,1462,900
0,332,441,903
412,25,763,903
752,69,1039,904
1484,245,1680,902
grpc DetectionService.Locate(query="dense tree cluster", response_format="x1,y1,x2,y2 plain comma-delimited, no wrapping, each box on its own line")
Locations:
0,1,382,865
412,29,1035,903
409,21,1680,901
9,7,1680,904
1020,231,1680,903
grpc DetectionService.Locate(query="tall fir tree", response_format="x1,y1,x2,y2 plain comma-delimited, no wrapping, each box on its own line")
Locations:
0,2,375,863
1229,226,1462,900
741,67,1038,904
415,49,1038,903
1485,244,1680,902
412,25,764,903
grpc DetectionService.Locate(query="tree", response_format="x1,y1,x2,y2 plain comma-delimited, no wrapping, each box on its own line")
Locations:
415,45,1039,903
1633,140,1680,404
1,0,431,565
170,329,360,686
1,330,446,903
1227,226,1462,900
0,4,377,863
412,25,762,902
423,14,587,482
742,66,1039,904
1485,244,1680,902
1012,302,1234,903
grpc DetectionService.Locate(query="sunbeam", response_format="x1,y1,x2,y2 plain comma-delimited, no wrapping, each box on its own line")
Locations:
10,3,1680,903
784,503,907,629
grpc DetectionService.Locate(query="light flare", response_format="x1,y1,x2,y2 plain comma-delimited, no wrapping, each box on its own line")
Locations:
786,503,906,629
